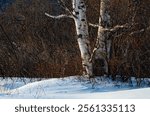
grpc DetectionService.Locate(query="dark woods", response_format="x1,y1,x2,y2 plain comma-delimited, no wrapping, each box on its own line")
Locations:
109,0,150,79
0,0,149,79
0,0,82,78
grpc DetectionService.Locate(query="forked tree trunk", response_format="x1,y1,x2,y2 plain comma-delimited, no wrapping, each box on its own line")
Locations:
72,0,93,78
95,0,111,75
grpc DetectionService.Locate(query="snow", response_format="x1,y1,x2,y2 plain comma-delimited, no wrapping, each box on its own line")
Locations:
0,76,150,99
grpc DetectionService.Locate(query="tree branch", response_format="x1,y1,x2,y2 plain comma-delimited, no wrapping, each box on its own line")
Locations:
89,23,99,28
89,23,130,33
129,26,150,36
58,0,77,18
45,13,73,19
89,47,99,62
129,28,145,36
89,23,131,62
108,23,130,33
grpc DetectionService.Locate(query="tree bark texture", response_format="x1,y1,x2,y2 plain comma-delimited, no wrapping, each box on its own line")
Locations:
72,0,93,78
95,0,111,75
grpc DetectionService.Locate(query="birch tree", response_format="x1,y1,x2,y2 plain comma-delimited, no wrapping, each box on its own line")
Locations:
45,0,127,78
95,0,111,74
92,0,150,76
45,0,93,78
45,0,149,78
91,0,130,75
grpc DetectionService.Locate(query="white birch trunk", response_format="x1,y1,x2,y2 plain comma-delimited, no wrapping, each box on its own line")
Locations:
96,0,111,74
72,0,93,78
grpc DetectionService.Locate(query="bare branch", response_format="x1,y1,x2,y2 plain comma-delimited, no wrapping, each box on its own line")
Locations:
0,24,18,60
109,23,130,33
45,13,73,19
89,23,99,28
89,47,99,62
129,26,150,36
89,23,130,33
129,29,145,36
58,0,77,18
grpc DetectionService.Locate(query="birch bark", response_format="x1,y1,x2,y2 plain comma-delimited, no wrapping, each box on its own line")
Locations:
72,0,93,78
95,0,111,74
46,0,93,77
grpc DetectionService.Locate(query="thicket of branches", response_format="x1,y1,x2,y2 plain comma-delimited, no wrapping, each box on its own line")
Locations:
0,0,82,78
0,0,150,79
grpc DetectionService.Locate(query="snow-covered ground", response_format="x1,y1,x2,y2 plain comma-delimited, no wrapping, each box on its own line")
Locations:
0,76,150,99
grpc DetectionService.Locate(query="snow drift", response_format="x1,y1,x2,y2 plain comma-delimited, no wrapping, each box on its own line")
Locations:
0,76,150,99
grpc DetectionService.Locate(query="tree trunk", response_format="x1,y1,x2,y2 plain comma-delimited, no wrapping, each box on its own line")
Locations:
72,0,93,78
95,0,111,75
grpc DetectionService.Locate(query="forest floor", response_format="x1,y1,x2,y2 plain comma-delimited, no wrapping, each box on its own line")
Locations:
0,76,150,99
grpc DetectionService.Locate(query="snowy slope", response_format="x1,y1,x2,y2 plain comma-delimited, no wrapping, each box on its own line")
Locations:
0,76,150,99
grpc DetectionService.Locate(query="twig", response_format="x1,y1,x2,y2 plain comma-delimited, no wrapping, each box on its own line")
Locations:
45,13,73,19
